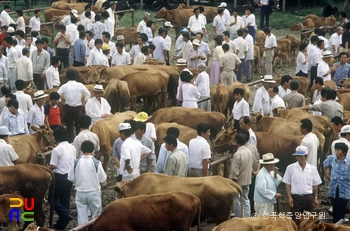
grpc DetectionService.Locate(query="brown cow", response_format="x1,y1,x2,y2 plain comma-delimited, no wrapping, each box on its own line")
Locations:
90,192,201,231
256,30,266,43
340,78,350,88
299,218,350,231
273,50,289,67
0,164,54,228
168,111,226,139
148,107,205,124
90,111,137,170
212,216,298,231
286,34,300,61
44,8,70,22
120,70,169,111
0,193,24,231
305,14,319,22
275,76,309,97
51,2,100,14
113,174,243,225
210,84,229,116
315,15,337,27
253,45,261,74
142,58,166,65
337,92,350,110
276,39,292,61
290,19,315,30
104,78,130,113
24,223,55,231
344,110,350,124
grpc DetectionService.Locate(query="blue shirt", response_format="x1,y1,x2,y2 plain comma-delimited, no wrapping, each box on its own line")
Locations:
333,61,350,86
45,47,54,59
323,154,350,199
254,167,282,204
3,109,29,135
156,139,189,173
73,38,86,63
112,138,123,159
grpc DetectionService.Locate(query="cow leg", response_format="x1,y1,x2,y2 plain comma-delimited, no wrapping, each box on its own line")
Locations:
103,148,111,171
130,95,137,111
7,222,19,231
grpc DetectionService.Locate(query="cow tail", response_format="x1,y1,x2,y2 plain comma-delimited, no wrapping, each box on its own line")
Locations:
197,200,201,231
44,167,55,228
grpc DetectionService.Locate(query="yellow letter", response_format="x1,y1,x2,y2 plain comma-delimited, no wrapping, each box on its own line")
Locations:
10,198,23,208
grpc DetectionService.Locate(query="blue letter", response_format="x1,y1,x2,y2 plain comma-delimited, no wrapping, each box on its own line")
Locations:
9,208,20,222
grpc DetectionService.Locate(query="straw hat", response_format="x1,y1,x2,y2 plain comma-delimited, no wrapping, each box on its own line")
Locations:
134,112,148,122
259,153,279,164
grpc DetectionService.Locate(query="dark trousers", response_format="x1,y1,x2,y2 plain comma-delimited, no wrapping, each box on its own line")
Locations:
291,194,314,225
296,70,308,78
260,5,270,29
166,51,170,66
49,125,61,131
57,48,69,70
64,105,82,143
73,61,84,67
49,173,72,229
237,59,245,82
309,66,318,91
331,186,350,223
248,175,256,215
33,74,45,90
234,119,240,131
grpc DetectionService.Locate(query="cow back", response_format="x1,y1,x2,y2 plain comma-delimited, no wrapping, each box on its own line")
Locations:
155,122,197,148
148,107,205,124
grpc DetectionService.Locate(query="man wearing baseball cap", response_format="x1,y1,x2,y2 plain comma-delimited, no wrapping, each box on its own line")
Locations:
331,125,350,156
282,146,322,225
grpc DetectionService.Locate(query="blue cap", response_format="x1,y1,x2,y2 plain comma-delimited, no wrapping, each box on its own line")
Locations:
293,146,308,156
180,28,188,33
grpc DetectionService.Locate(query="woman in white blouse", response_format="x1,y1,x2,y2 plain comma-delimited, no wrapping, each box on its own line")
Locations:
15,10,25,33
295,43,308,77
210,36,224,85
182,71,200,108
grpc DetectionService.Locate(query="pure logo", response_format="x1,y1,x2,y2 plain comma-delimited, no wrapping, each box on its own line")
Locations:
9,198,35,222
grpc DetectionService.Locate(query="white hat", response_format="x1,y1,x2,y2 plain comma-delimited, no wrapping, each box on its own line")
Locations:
218,2,227,7
164,21,173,27
293,146,308,156
192,39,200,46
341,125,350,134
118,123,131,132
181,68,193,75
93,84,104,91
176,58,187,65
71,9,78,18
116,35,125,40
143,12,150,17
0,126,11,135
263,75,276,83
7,27,14,33
259,153,279,164
322,50,332,58
33,90,48,100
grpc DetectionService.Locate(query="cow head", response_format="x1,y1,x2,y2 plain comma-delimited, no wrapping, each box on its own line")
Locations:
299,218,324,231
87,65,107,84
326,15,337,26
271,107,286,117
40,25,53,37
154,7,167,18
249,113,263,131
31,125,56,150
290,22,302,31
340,78,350,88
113,181,131,199
211,126,236,154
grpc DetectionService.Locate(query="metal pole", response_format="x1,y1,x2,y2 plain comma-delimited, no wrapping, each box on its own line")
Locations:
141,0,143,10
282,0,285,13
234,0,237,9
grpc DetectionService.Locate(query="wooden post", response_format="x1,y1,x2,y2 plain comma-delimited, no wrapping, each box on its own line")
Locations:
234,0,237,9
132,10,134,27
282,0,285,13
141,0,143,10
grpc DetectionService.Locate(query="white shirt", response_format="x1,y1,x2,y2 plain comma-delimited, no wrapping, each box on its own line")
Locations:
177,40,192,61
156,139,189,173
78,18,93,31
264,33,277,49
81,11,96,22
182,83,200,108
68,155,107,192
137,20,147,33
104,41,116,59
296,51,308,74
277,85,291,98
331,137,350,157
0,55,9,72
312,88,323,104
16,16,25,32
270,95,285,116
73,129,100,158
213,15,226,36
233,37,248,59
61,15,71,26
152,35,166,60
29,16,40,31
307,44,317,67
46,65,60,89
318,35,329,49
15,45,23,58
14,91,33,115
104,18,115,38
86,47,103,66
111,51,131,66
57,80,91,107
301,132,320,168
188,15,205,33
245,34,254,60
245,14,256,27
0,10,15,26
145,122,157,141
27,104,45,134
3,109,29,135
120,137,151,177
233,98,249,120
129,44,142,58
175,35,185,52
328,32,342,54
195,71,210,97
85,38,95,57
7,47,18,68
198,41,210,63
50,141,76,174
228,15,244,34
222,40,239,54
188,136,211,169
85,97,112,125
107,8,115,25
248,128,257,147
252,86,270,114
223,9,230,23
164,35,171,51
133,52,147,65
0,139,18,166
317,59,331,81
66,24,78,43
282,162,322,195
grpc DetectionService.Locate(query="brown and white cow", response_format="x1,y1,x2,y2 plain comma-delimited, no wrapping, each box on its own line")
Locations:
104,79,130,113
114,174,243,225
210,84,230,116
0,193,24,231
90,192,201,231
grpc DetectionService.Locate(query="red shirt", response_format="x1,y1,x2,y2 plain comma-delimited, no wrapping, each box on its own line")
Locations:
44,103,60,126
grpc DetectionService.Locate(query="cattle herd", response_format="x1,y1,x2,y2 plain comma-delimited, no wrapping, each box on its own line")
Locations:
1,0,350,231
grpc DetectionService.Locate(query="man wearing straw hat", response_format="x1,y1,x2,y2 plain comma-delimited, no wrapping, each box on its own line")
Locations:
252,75,276,115
317,50,338,82
254,153,282,216
27,90,48,134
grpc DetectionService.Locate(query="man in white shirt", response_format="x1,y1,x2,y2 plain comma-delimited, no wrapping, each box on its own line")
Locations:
78,11,92,31
268,85,285,117
0,53,7,89
188,122,211,177
0,126,18,166
3,99,29,135
13,80,32,115
152,27,168,62
228,9,244,40
308,36,320,90
195,32,210,66
252,75,276,115
240,116,257,147
312,77,324,105
101,11,114,40
137,12,150,34
0,5,14,26
133,46,148,65
277,75,292,98
57,70,91,142
129,36,144,64
85,31,94,59
261,28,277,75
226,87,249,130
317,50,337,81
164,21,173,65
328,27,343,55
46,56,61,89
234,29,249,82
119,123,151,181
176,28,187,55
86,39,103,66
106,1,116,26
61,10,78,26
31,39,50,90
174,32,192,62
187,8,206,38
195,63,210,111
243,28,254,82
299,118,319,168
102,31,116,65
27,90,47,134
4,36,18,93
29,10,41,38
66,18,79,67
80,4,96,23
111,43,131,66
218,2,230,24
85,84,112,125
222,31,239,55
331,125,350,156
213,8,226,37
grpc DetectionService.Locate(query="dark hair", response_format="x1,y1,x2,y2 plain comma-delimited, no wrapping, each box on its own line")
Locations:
167,127,180,138
237,29,243,37
331,116,344,126
95,14,101,21
34,9,40,14
15,80,25,90
50,92,60,100
326,88,337,100
339,11,347,18
314,27,321,35
163,134,177,147
196,32,203,38
4,5,10,10
158,27,167,35
223,31,230,37
281,75,292,85
22,47,30,56
35,39,43,45
218,8,224,14
214,36,222,45
4,36,13,45
86,31,93,37
182,32,190,40
197,122,210,136
140,33,148,42
120,128,133,137
300,118,313,133
222,44,229,51
71,17,77,24
317,39,324,48
77,25,85,32
314,77,324,85
335,142,348,154
141,46,148,54
233,87,244,96
198,6,204,13
102,31,111,40
79,115,92,128
101,11,109,19
193,7,199,13
243,28,249,34
12,39,17,46
31,31,38,37
246,6,254,13
310,36,319,44
1,85,10,96
16,10,23,16
85,11,91,18
15,30,24,38
290,80,300,90
272,86,279,94
116,42,124,49
236,131,247,145
54,126,69,142
320,87,328,98
58,25,66,31
149,44,156,50
263,27,271,34
7,99,18,109
78,31,86,39
66,69,77,80
135,121,146,132
51,56,61,66
146,20,153,28
5,93,16,100
124,119,137,133
95,39,103,45
240,116,250,125
238,129,250,142
85,3,92,11
339,52,348,58
42,37,49,44
299,43,308,51
182,71,194,83
81,140,95,153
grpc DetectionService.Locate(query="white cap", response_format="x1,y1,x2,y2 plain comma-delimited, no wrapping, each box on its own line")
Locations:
218,2,227,7
71,9,78,18
322,50,332,58
341,125,350,134
164,21,173,27
118,123,131,132
33,90,49,100
176,58,187,65
7,27,14,33
293,146,308,156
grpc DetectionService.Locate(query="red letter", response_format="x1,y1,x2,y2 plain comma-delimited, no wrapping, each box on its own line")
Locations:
24,198,35,211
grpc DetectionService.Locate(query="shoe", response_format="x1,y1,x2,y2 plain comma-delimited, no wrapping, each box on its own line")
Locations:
345,218,349,223
335,219,344,224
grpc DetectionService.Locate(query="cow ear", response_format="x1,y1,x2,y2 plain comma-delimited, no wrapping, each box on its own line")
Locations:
272,108,278,116
31,126,39,131
257,114,263,121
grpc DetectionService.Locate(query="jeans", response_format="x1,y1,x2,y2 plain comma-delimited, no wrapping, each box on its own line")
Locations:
237,59,245,82
245,60,253,81
8,68,15,93
234,185,251,217
76,190,102,225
